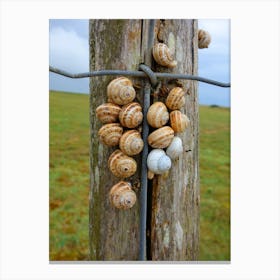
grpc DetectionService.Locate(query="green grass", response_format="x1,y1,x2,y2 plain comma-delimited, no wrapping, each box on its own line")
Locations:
49,90,230,261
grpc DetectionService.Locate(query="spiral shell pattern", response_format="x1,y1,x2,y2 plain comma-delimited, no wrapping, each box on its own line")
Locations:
98,123,123,146
165,87,185,110
152,43,177,68
108,149,137,178
119,102,143,128
119,130,144,156
170,110,190,133
109,181,137,209
147,102,169,128
96,102,121,124
166,136,183,160
198,29,211,49
147,126,174,148
107,77,136,105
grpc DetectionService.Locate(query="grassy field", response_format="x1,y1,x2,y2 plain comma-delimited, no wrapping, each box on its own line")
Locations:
49,90,230,261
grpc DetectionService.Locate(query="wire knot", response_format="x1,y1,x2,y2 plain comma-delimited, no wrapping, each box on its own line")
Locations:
138,64,158,88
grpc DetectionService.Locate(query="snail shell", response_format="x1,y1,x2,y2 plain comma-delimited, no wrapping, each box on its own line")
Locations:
147,149,172,174
147,102,169,128
96,102,121,124
198,29,211,49
119,130,144,156
152,43,177,68
119,102,143,128
147,126,174,148
170,110,190,133
109,181,137,209
108,149,137,178
98,123,123,146
166,136,183,160
165,87,185,110
107,77,136,105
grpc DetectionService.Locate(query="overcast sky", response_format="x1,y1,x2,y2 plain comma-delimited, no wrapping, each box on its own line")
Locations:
49,19,230,107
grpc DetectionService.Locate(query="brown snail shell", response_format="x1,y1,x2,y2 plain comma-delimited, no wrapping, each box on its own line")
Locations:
119,102,143,128
98,123,123,146
96,102,121,124
147,126,174,148
107,77,136,105
119,130,144,156
198,29,211,49
170,110,190,133
108,149,137,178
109,181,137,209
147,102,169,128
165,87,185,110
152,43,177,68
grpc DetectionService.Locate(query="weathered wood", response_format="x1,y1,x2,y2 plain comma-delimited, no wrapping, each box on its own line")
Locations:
150,19,199,260
89,19,199,261
89,19,144,260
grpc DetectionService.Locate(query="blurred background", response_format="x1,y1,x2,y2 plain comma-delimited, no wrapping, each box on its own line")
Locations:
49,19,230,260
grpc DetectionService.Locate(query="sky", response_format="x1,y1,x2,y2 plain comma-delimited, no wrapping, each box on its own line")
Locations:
49,19,230,107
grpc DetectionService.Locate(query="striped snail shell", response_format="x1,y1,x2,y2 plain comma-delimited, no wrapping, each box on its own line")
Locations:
147,126,174,149
166,136,183,160
108,149,137,178
119,102,143,128
198,29,211,49
119,130,144,156
107,77,136,105
147,149,172,175
96,102,121,124
170,110,190,133
147,102,169,128
98,123,123,146
165,87,185,110
152,43,177,68
109,181,137,209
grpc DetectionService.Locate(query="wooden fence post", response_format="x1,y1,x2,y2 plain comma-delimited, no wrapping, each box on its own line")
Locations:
89,19,199,261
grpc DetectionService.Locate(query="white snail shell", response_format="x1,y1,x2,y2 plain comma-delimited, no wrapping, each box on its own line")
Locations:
108,149,137,178
96,102,121,124
98,123,123,146
107,77,136,105
147,102,169,128
119,130,144,156
198,29,211,49
165,87,185,110
170,110,190,133
152,43,177,68
119,102,143,128
166,136,183,160
147,149,172,174
109,181,137,209
147,126,174,149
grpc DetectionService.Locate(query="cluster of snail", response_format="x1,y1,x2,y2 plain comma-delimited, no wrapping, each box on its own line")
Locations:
96,32,210,211
96,77,144,210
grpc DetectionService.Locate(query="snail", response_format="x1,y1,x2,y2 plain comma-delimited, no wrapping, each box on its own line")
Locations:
152,43,177,68
147,149,172,175
108,149,137,178
170,110,190,133
119,102,143,128
109,181,137,209
98,123,123,146
165,87,185,110
147,126,174,149
198,29,211,49
96,102,121,124
166,136,183,160
147,102,169,128
119,130,144,156
107,77,136,105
